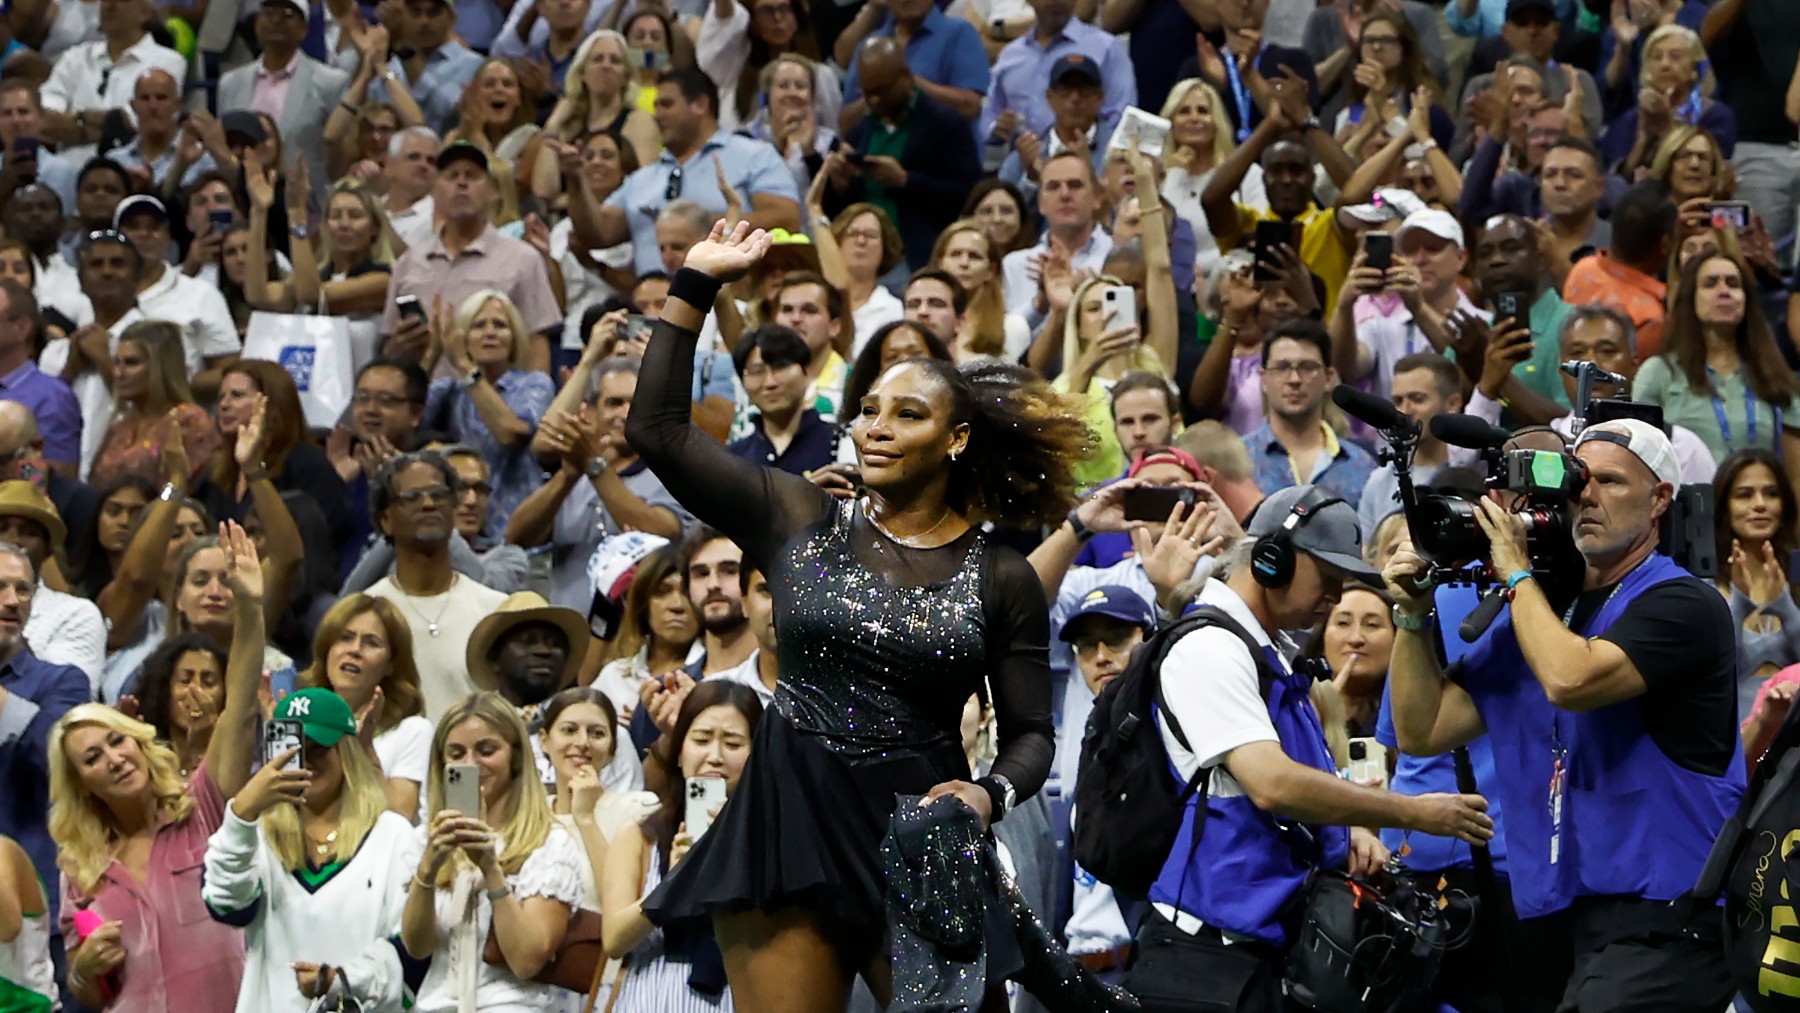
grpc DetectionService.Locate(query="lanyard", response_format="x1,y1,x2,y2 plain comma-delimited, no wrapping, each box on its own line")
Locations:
1222,45,1255,142
1710,382,1782,454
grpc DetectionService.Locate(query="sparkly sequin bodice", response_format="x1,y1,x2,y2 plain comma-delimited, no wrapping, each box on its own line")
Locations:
771,501,990,759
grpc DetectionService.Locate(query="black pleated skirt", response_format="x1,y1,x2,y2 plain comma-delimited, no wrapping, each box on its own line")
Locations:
642,707,979,962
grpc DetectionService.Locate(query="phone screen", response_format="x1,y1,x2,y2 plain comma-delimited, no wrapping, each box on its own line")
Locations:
1252,221,1294,283
397,296,428,326
1363,233,1393,272
1122,485,1196,523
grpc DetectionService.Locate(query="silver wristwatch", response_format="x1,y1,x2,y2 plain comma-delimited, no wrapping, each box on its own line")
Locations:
584,456,609,479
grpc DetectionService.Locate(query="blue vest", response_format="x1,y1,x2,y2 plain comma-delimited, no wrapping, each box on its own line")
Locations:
1460,553,1745,919
1148,642,1350,946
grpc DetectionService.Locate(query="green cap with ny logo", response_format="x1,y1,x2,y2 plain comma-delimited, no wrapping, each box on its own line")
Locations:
274,688,358,747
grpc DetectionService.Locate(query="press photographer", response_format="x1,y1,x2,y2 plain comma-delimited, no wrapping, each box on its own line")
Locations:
1385,419,1744,1011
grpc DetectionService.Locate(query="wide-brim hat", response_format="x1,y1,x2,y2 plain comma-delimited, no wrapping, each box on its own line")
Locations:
0,480,65,547
466,592,590,693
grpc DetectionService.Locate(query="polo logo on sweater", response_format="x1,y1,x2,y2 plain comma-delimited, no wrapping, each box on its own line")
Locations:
279,346,315,392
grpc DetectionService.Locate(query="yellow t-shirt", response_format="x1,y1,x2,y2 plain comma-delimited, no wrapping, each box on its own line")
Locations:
1216,204,1352,316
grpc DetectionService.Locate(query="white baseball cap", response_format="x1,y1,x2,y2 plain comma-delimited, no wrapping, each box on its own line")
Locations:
1574,419,1681,488
1397,208,1465,249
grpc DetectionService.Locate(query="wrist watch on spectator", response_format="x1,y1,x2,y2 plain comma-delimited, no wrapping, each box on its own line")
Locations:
461,366,481,388
584,456,609,479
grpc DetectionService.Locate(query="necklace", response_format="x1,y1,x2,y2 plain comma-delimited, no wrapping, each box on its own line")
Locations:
861,499,954,548
395,573,457,637
306,827,338,858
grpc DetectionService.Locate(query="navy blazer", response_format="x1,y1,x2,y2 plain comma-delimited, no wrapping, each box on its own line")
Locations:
832,90,983,272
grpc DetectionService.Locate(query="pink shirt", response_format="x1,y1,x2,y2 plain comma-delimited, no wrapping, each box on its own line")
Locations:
59,764,245,1013
249,59,296,121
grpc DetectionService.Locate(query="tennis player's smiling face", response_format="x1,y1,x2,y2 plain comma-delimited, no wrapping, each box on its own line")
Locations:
850,362,969,493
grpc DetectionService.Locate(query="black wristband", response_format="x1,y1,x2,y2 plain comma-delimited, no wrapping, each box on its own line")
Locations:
1065,506,1095,542
668,267,724,313
975,776,1008,824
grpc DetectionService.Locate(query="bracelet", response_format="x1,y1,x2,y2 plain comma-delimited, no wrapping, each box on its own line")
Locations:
1505,569,1533,590
244,463,270,483
158,482,179,502
1415,138,1439,152
411,871,434,891
668,267,723,313
1392,604,1434,633
339,101,356,114
485,884,511,902
1065,506,1095,543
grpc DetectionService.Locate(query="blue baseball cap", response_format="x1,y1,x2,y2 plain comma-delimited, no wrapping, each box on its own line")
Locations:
1059,585,1156,642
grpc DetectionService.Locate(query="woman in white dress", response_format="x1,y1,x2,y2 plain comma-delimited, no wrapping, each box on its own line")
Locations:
401,693,586,1013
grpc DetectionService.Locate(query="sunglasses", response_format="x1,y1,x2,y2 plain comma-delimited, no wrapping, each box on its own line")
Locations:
665,165,683,201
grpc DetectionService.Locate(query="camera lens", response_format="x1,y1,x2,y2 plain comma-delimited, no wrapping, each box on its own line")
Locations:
1410,494,1488,564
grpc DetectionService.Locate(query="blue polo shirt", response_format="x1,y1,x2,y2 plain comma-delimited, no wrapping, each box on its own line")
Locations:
607,131,800,275
843,7,991,104
371,43,486,134
727,409,836,477
0,648,94,923
1243,420,1378,510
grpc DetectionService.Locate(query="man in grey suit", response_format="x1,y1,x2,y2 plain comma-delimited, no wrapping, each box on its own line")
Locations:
217,0,350,207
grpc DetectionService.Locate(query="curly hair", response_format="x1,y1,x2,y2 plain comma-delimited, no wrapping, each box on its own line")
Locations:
903,359,1095,528
134,632,229,744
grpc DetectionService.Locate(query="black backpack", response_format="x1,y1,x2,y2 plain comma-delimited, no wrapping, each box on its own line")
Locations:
1072,605,1277,898
1692,701,1800,1011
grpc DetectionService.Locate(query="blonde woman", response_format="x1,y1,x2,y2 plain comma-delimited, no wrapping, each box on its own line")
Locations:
202,687,417,1012
301,594,432,818
740,54,841,198
542,30,661,167
1053,274,1169,487
1648,124,1728,203
50,522,266,1013
400,693,585,1012
1158,78,1266,274
1604,23,1736,171
422,290,556,534
88,321,220,490
929,219,1030,362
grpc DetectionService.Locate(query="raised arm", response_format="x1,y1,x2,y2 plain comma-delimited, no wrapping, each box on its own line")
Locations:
207,521,267,798
624,221,834,566
244,154,296,312
97,425,189,649
1129,148,1178,376
233,396,303,626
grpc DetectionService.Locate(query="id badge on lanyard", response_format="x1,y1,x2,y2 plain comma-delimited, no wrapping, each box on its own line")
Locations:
1548,727,1567,866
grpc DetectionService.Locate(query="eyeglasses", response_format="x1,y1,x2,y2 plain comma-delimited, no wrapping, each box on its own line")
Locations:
353,391,414,409
1265,361,1324,379
461,481,494,497
396,485,454,506
843,228,882,244
665,165,683,201
752,3,794,17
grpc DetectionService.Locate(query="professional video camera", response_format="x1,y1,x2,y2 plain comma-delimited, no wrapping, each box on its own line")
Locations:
1332,361,1714,642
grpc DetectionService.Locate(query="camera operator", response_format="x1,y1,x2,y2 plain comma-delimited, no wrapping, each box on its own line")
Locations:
1385,419,1744,1010
1126,484,1493,1012
1356,351,1481,538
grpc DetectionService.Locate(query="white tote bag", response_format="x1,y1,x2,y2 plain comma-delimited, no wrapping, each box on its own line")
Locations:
240,311,355,428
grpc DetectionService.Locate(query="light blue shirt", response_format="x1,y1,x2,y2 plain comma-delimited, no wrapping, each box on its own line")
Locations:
453,0,508,53
606,130,800,274
979,18,1136,141
372,42,485,135
843,6,991,104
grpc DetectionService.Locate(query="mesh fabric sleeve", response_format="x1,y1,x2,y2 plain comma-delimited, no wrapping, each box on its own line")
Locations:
625,315,835,569
982,545,1057,803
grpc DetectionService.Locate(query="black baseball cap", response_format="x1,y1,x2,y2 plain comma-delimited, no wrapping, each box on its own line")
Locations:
1049,54,1103,89
436,141,491,174
220,110,268,144
1505,0,1556,22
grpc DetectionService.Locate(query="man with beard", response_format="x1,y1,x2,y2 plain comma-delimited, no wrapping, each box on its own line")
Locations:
631,527,755,790
365,450,508,721
469,590,644,792
1244,318,1375,506
507,357,691,612
3,185,84,325
0,479,102,685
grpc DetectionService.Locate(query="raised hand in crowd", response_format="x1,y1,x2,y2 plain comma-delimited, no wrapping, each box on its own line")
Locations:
1730,538,1789,608
1131,497,1226,612
229,748,310,822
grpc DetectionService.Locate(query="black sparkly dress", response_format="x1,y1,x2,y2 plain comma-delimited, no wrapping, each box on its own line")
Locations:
626,309,1057,964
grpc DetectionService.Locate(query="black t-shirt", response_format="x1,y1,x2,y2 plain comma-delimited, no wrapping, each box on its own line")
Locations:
1569,575,1738,778
1712,0,1800,145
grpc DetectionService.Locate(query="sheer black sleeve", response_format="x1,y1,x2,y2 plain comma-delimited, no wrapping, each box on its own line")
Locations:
981,543,1057,804
625,316,835,570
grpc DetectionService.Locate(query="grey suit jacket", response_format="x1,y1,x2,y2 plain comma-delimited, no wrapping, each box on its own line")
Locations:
216,54,351,208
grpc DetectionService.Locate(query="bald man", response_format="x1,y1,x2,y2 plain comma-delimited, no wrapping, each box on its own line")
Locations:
0,400,97,559
826,36,982,272
111,70,200,192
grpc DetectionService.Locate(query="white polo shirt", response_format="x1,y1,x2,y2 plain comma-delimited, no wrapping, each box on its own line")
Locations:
41,33,187,163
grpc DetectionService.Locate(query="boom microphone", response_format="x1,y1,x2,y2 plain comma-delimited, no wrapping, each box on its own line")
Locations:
1429,414,1512,450
1332,384,1418,436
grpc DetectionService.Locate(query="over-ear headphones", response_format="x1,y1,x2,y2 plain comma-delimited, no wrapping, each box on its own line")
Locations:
1250,487,1346,588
